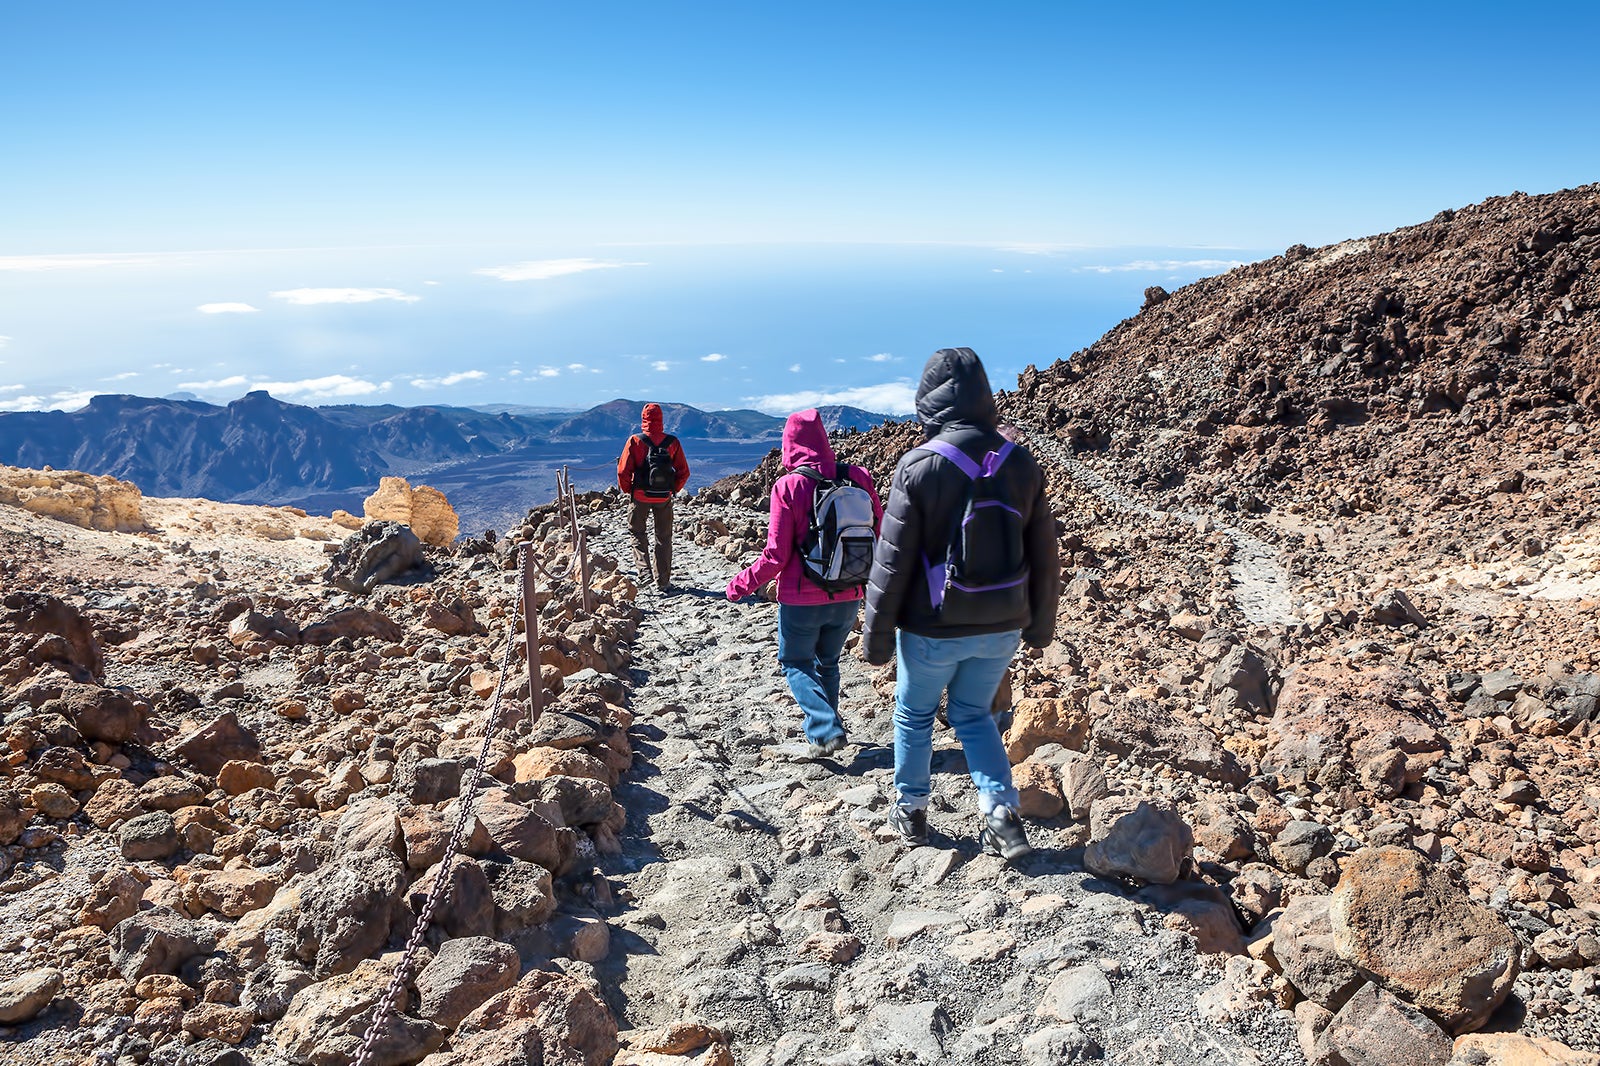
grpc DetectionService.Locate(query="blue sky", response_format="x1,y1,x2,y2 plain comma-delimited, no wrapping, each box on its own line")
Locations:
2,2,1596,414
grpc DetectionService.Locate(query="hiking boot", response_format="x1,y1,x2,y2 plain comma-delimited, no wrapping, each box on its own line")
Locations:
887,804,928,846
980,804,1033,861
806,733,848,758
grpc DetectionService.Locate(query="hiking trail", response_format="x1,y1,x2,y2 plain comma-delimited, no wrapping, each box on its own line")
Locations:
589,504,1302,1065
1012,421,1301,630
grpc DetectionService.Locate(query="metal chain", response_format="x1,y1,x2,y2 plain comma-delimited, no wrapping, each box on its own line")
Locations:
349,544,530,1066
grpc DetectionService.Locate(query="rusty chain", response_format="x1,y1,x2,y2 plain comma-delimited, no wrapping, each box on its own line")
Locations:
348,544,530,1066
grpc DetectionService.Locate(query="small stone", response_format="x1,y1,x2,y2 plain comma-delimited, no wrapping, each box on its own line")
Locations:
0,968,62,1024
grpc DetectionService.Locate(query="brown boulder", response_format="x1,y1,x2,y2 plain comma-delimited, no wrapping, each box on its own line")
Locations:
1,592,103,682
1448,1034,1600,1065
1315,982,1451,1066
455,970,616,1066
364,477,459,547
218,760,277,795
1083,795,1193,885
1013,759,1065,819
172,711,262,776
1330,846,1520,1033
1004,698,1090,762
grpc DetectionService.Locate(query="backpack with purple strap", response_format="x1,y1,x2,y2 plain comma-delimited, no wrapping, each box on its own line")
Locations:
917,438,1030,625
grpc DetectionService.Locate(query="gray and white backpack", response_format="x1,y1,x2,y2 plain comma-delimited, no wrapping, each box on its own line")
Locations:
795,468,877,594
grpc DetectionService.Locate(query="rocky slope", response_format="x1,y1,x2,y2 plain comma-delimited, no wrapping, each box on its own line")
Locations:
2,184,1600,1066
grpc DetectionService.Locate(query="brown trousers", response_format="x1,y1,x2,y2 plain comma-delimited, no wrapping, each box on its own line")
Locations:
629,499,673,587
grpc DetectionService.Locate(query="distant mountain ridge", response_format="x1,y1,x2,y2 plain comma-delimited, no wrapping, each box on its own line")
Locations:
0,392,903,506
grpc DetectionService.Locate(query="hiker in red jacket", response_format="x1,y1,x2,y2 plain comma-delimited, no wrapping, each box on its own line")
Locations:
726,409,883,756
617,402,691,592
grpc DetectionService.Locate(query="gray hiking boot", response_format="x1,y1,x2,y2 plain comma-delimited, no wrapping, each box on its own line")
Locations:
806,733,848,758
887,804,928,846
980,804,1032,861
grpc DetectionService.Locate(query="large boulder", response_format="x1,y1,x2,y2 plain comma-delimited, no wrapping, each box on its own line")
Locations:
0,968,62,1024
1273,896,1365,1012
454,970,617,1066
364,477,460,547
1267,663,1445,786
1004,698,1091,762
294,847,409,978
172,711,262,776
110,908,216,981
43,684,145,743
1315,982,1451,1066
1091,697,1248,787
1083,796,1193,885
324,521,428,594
0,592,104,683
1330,846,1520,1033
276,957,445,1066
301,606,405,646
415,936,521,1028
0,467,142,532
1448,1034,1600,1065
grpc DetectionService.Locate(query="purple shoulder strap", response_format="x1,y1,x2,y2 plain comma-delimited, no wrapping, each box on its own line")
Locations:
918,439,1014,479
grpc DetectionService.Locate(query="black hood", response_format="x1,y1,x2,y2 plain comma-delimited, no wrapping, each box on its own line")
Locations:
915,347,999,433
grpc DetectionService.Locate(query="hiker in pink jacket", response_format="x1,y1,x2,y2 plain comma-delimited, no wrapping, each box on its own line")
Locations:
727,409,883,756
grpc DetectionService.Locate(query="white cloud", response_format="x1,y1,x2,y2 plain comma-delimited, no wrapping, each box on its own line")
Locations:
789,363,801,373
1077,258,1243,275
0,384,24,392
198,302,260,314
410,370,487,389
507,368,523,377
1,388,103,411
252,375,391,399
0,336,11,348
473,257,646,282
867,352,895,363
537,367,560,378
567,363,587,371
746,381,917,416
177,375,250,390
651,360,672,372
0,253,163,272
272,287,420,305
701,352,727,363
103,372,140,381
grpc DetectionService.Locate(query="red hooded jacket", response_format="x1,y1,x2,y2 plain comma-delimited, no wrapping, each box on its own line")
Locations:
725,409,883,605
617,402,691,503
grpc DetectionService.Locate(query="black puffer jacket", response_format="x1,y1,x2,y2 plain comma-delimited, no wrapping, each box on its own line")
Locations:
862,347,1061,665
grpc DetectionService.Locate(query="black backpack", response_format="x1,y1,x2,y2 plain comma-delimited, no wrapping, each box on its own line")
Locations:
794,468,878,593
918,439,1029,625
634,435,678,496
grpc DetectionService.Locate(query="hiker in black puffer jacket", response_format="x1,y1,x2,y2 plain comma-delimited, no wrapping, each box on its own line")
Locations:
862,347,1061,860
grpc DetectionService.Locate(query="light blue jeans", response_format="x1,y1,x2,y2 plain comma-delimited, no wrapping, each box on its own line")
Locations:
777,600,859,745
894,628,1021,815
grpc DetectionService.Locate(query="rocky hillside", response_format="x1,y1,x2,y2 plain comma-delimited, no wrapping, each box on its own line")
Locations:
2,185,1599,1066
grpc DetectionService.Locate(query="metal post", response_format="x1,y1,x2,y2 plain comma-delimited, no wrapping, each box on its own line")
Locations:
520,545,544,725
578,528,594,615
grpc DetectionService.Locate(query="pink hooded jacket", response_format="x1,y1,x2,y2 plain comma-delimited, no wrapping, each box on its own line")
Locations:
725,409,883,605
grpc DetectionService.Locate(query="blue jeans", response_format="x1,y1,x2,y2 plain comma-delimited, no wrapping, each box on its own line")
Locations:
777,600,859,744
894,629,1021,814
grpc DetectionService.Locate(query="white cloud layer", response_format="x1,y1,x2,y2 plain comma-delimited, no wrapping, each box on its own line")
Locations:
867,352,895,362
255,375,391,399
473,258,646,282
103,372,140,381
701,352,727,363
0,336,11,348
0,388,98,412
177,375,250,390
0,253,164,272
651,360,672,372
173,374,389,400
1077,258,1243,274
747,381,917,416
0,384,24,392
272,287,420,305
411,370,487,389
198,302,260,314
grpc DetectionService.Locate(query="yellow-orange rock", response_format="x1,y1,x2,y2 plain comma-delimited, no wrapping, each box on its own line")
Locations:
1449,1034,1600,1065
362,477,459,546
0,466,143,532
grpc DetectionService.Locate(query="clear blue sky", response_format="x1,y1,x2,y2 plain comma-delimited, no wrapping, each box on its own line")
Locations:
2,1,1596,413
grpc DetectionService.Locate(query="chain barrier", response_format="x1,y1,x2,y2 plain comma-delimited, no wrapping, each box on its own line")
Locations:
348,546,529,1066
350,466,608,1066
